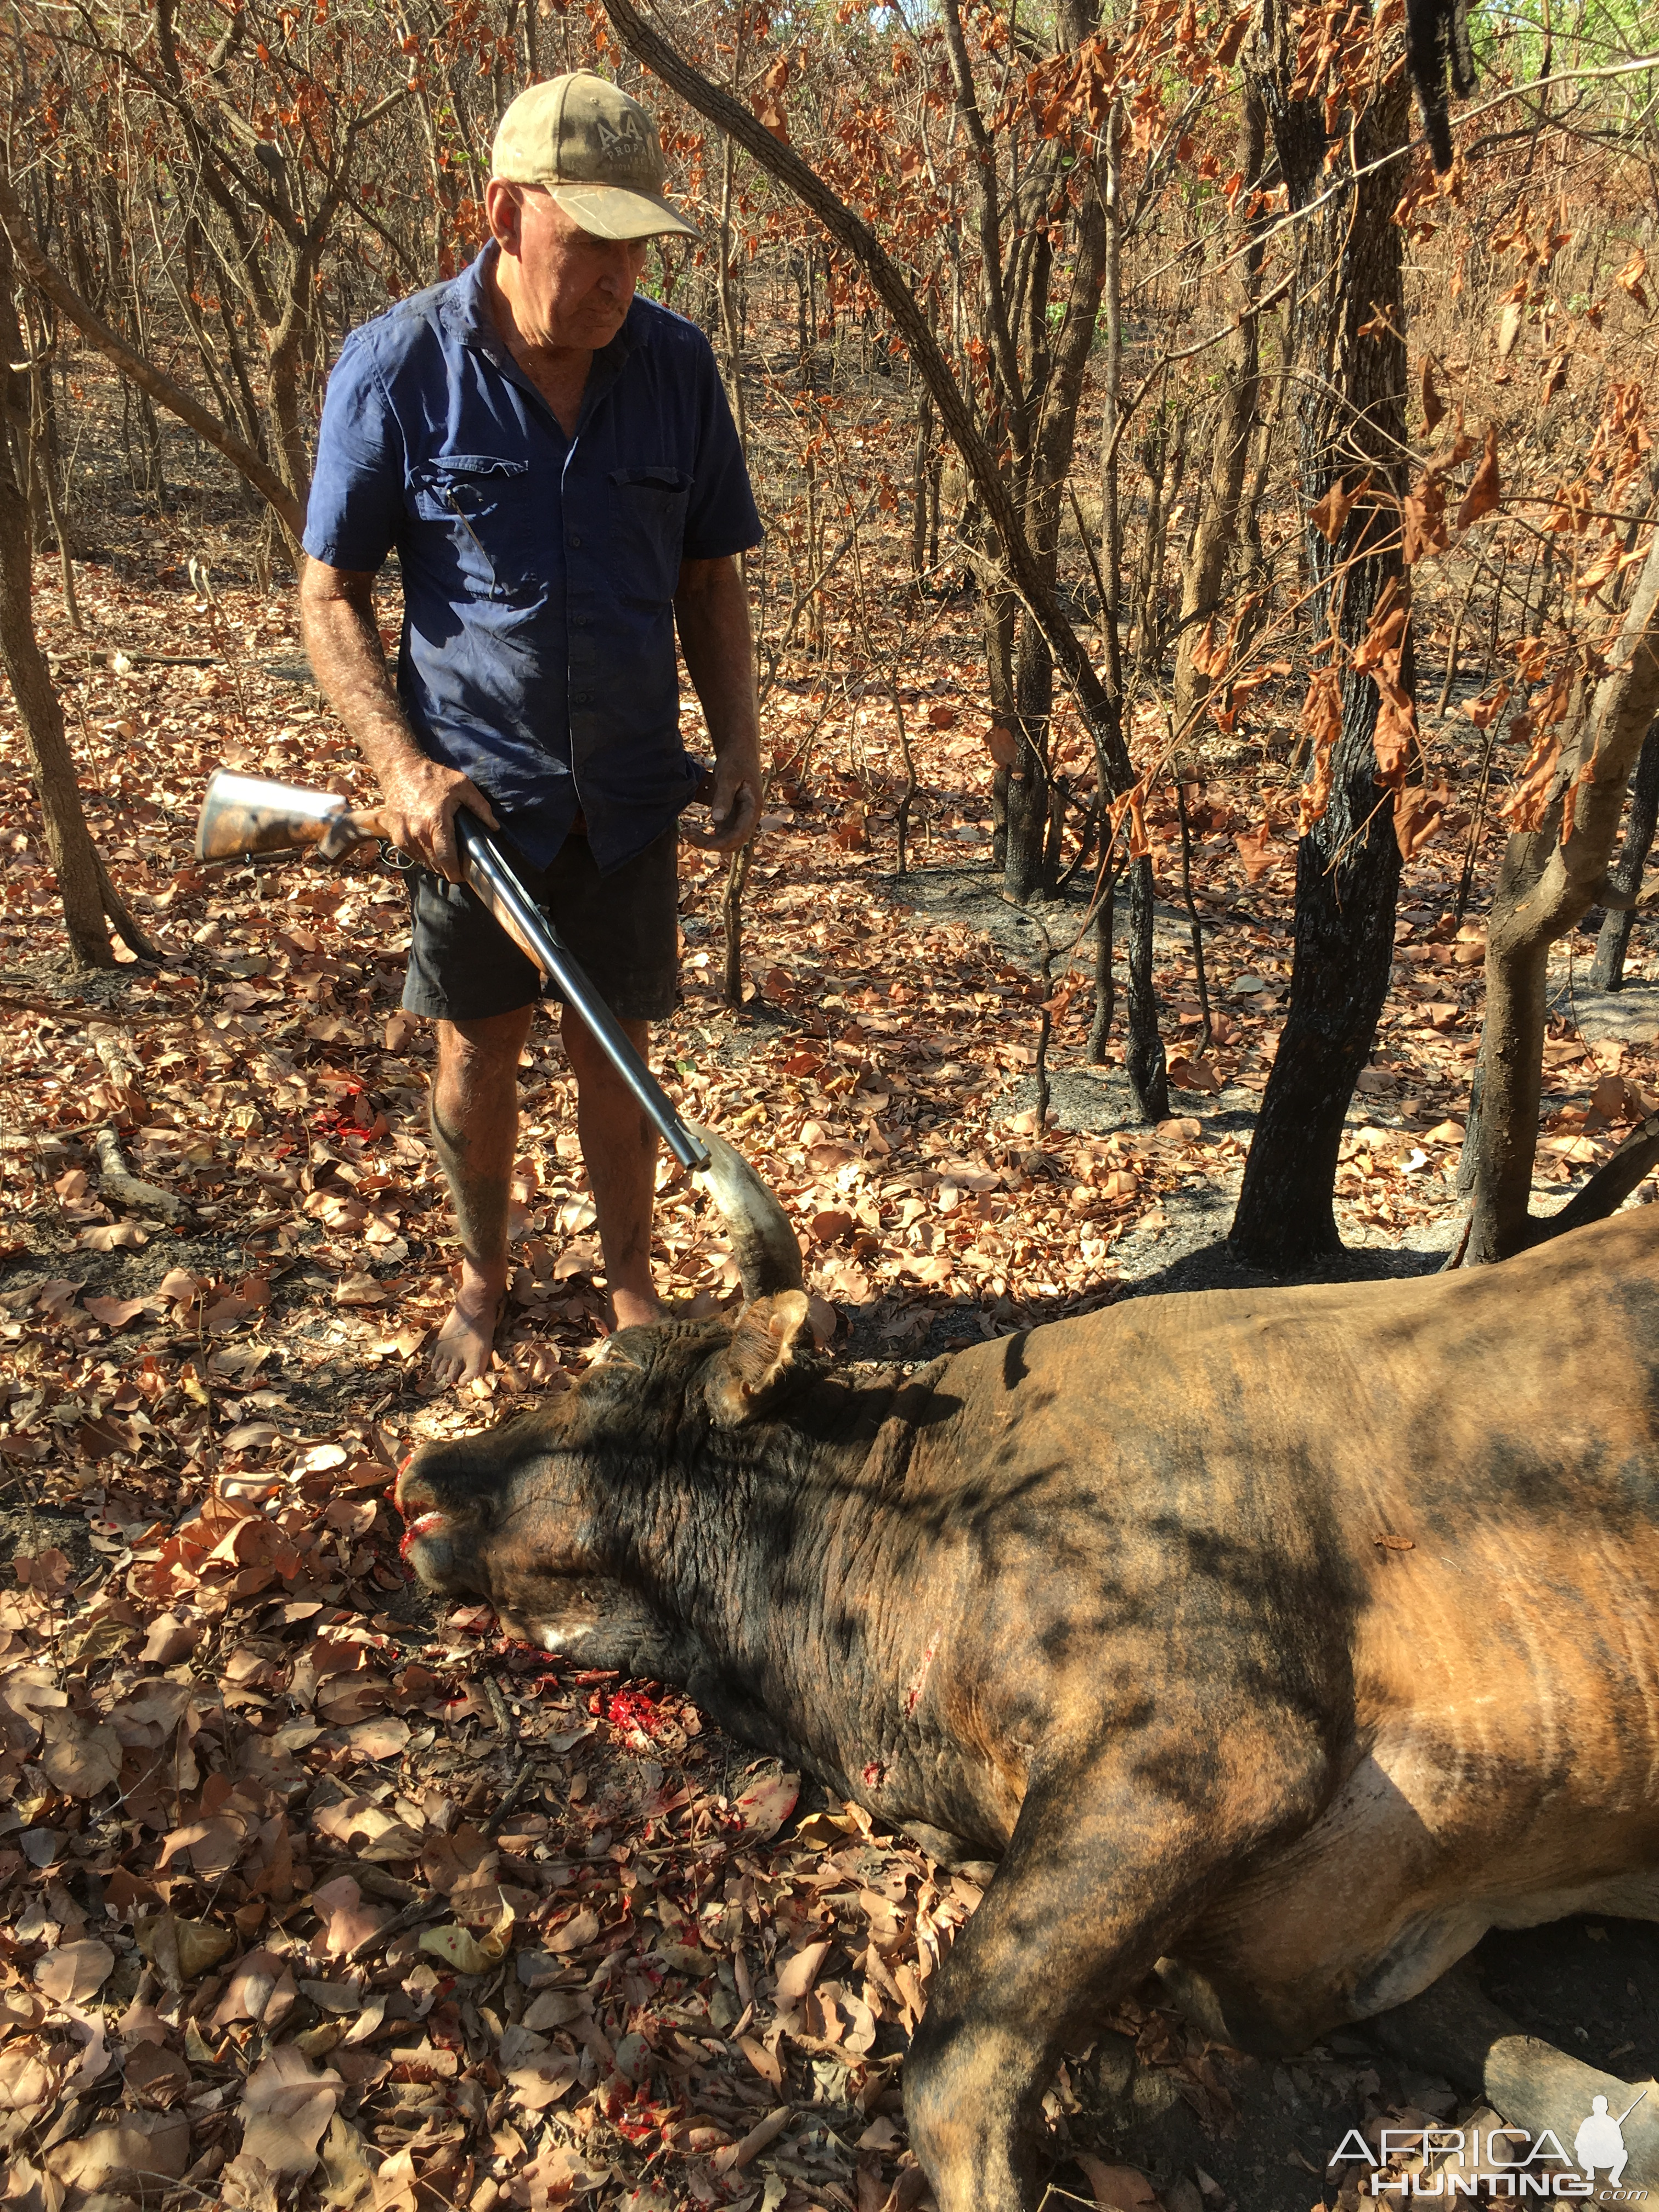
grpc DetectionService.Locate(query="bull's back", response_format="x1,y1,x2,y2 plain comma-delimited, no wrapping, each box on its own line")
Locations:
896,1209,1659,1758
926,1206,1659,1542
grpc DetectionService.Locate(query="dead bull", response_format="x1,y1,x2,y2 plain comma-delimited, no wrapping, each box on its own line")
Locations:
398,1142,1659,2212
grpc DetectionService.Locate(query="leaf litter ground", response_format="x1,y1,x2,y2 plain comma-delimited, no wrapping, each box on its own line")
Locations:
4,563,1659,2212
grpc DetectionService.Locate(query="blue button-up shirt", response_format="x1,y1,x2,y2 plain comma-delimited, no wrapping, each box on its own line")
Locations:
302,246,762,872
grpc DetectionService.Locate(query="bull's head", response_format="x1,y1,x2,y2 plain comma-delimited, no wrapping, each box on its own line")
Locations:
394,1130,814,1670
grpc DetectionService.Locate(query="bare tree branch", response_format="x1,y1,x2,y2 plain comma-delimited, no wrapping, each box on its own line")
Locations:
0,166,305,538
600,0,1134,795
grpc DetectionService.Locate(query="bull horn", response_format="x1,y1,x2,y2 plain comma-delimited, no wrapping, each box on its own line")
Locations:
1370,1965,1659,2189
692,1124,804,1300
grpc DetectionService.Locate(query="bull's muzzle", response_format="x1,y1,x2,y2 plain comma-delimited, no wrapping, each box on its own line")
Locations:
394,1457,488,1598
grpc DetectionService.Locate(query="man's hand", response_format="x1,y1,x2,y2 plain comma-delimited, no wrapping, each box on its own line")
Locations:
377,754,500,882
687,752,760,852
676,555,763,856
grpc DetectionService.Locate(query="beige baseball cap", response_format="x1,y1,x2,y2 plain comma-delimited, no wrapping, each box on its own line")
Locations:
492,73,698,241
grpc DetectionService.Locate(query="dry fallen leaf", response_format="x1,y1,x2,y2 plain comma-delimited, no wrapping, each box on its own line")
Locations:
136,1911,236,1987
1455,423,1502,531
221,2151,284,2212
34,1939,114,2005
138,1610,199,1665
238,2044,343,2177
417,1919,511,1974
213,1948,298,2028
505,2057,583,2111
310,1875,388,1959
78,1222,148,1250
738,2033,784,2089
317,2117,379,2210
36,1708,122,1799
545,1906,601,1955
0,2050,55,2117
45,2112,191,2200
1074,2154,1165,2210
735,1771,800,1838
775,1937,833,2003
715,2106,792,2175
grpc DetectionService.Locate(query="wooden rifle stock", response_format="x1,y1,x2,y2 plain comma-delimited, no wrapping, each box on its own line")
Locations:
195,769,389,863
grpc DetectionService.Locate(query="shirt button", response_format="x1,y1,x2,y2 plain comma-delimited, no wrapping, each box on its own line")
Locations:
569,535,582,548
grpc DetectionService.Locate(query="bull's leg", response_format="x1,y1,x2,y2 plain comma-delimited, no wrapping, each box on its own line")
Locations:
902,1750,1322,2212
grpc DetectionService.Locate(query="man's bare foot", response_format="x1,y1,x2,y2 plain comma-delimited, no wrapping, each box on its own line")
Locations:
609,1285,665,1333
429,1273,504,1389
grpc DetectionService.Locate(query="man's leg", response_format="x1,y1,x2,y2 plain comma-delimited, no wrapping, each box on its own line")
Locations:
427,1005,534,1387
561,1006,662,1330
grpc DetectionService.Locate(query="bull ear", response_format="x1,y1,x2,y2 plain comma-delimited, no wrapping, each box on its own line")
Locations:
704,1290,815,1426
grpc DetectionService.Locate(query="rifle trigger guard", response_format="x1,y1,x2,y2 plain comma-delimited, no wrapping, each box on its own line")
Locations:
378,841,417,873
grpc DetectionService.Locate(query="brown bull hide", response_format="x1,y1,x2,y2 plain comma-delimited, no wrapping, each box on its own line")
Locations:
399,1211,1659,2212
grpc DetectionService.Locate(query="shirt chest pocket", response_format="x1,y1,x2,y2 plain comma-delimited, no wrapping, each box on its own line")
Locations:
607,466,691,604
409,453,537,602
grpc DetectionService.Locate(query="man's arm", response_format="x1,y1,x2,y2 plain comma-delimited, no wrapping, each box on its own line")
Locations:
298,557,497,882
674,554,761,853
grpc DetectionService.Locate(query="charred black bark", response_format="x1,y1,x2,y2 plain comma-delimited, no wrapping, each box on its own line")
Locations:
1233,813,1401,1261
1125,857,1169,1121
1406,0,1478,172
1003,624,1056,905
1230,4,1413,1268
1589,720,1659,991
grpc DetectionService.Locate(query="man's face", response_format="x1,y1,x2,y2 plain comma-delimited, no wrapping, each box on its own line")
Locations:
488,183,650,353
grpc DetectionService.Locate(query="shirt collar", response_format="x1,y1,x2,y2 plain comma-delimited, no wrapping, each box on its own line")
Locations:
449,242,509,362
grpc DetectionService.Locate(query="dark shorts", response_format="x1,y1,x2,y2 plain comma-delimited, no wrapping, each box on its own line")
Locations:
402,827,680,1025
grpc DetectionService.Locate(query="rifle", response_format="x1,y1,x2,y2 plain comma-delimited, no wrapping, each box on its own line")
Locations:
194,769,711,1172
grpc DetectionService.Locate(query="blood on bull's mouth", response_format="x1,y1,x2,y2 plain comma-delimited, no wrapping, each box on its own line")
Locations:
398,1510,445,1563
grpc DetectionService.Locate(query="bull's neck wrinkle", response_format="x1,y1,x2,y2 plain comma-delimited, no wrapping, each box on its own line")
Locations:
642,1399,913,1748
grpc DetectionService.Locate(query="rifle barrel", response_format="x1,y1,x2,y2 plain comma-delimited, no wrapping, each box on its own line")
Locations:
455,815,709,1173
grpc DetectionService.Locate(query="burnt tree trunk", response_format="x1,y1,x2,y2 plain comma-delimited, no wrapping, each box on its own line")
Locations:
1589,719,1659,991
1229,3,1412,1268
1173,87,1267,731
1004,622,1056,905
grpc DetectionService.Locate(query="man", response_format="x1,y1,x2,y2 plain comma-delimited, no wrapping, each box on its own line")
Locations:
299,72,763,1388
